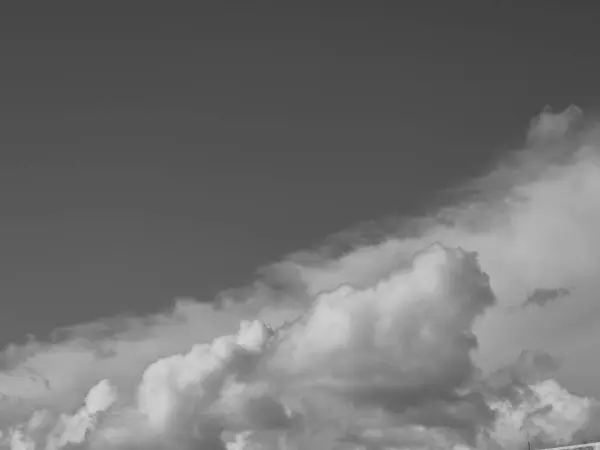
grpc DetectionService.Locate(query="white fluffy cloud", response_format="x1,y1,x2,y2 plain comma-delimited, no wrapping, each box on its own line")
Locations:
2,106,600,449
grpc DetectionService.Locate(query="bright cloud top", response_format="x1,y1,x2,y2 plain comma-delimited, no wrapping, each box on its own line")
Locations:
2,106,600,449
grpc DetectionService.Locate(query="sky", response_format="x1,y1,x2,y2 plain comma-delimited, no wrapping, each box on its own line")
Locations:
1,2,599,345
2,3,600,450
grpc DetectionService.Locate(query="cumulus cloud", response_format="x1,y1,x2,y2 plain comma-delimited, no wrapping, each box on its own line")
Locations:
0,299,254,427
526,105,583,144
0,379,117,450
489,379,593,449
266,245,495,444
2,105,600,449
86,319,288,450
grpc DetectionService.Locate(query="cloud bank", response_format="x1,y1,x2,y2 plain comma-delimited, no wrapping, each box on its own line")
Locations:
2,106,600,449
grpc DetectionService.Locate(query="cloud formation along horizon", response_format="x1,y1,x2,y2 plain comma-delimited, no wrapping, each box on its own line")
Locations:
2,106,600,448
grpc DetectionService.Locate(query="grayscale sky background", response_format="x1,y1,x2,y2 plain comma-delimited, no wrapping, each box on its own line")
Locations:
0,2,598,348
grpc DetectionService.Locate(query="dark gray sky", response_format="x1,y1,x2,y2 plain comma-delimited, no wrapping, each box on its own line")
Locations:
0,3,598,347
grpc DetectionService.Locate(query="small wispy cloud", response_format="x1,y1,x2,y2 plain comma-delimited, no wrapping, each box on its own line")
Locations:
525,287,571,308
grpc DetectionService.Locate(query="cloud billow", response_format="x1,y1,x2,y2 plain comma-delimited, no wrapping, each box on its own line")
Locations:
3,106,600,449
